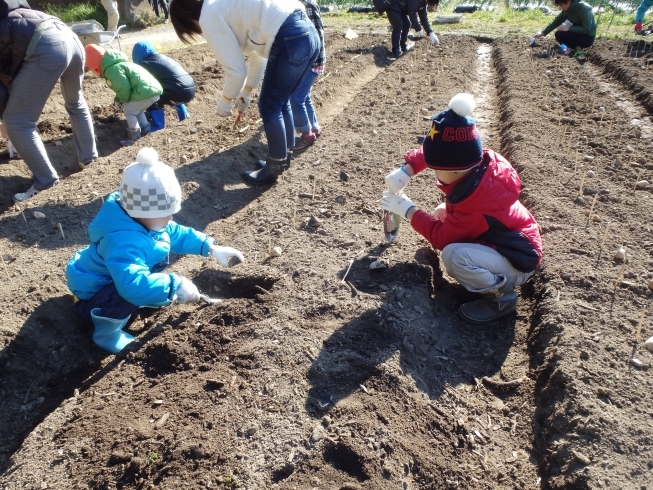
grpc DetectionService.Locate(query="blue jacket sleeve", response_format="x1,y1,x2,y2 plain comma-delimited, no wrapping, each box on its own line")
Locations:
167,222,214,256
102,232,177,307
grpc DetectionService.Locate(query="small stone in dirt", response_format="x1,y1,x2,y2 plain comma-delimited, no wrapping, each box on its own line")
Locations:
335,195,346,204
246,427,257,436
195,120,203,125
631,358,643,368
268,246,283,257
355,139,363,148
190,126,198,133
386,83,393,89
644,336,653,352
33,211,45,219
636,180,649,189
369,260,388,270
310,424,325,443
580,351,590,360
351,154,362,161
322,415,332,427
597,387,612,397
340,171,349,181
307,216,323,228
206,379,225,389
614,248,626,261
153,399,163,406
573,450,591,465
583,155,594,162
180,155,188,165
400,77,405,83
586,170,596,178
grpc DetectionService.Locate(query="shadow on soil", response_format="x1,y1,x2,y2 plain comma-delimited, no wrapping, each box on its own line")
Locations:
0,296,103,471
0,128,270,247
305,246,517,414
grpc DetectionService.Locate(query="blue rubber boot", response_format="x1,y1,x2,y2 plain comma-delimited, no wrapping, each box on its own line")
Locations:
147,108,166,131
175,104,190,122
90,308,134,354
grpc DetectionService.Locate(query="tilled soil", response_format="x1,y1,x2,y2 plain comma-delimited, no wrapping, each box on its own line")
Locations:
1,33,652,490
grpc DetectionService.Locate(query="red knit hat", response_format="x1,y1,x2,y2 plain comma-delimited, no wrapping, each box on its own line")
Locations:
84,44,105,76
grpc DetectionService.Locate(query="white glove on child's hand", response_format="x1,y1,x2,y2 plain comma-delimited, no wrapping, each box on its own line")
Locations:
210,245,245,268
176,276,200,304
234,90,252,114
385,166,412,194
382,191,416,218
429,32,440,45
216,96,233,117
415,29,425,38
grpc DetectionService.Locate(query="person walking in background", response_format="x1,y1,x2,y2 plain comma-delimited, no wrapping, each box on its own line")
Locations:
100,0,119,31
170,0,320,186
288,0,326,152
132,40,195,130
149,0,170,24
532,0,596,57
0,0,97,202
66,148,245,354
381,94,542,324
634,0,652,33
85,44,163,146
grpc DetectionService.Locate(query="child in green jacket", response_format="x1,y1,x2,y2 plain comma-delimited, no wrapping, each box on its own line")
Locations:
532,0,596,56
85,44,163,146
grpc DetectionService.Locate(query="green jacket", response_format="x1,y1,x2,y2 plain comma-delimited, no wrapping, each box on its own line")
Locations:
542,0,596,37
100,49,163,104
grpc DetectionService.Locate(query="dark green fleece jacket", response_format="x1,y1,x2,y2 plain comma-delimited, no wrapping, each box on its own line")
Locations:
542,0,596,37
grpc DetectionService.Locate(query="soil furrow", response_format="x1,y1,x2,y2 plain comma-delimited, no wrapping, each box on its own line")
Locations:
495,36,653,490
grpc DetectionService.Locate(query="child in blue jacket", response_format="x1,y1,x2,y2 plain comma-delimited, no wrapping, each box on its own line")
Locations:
66,148,244,354
132,41,196,130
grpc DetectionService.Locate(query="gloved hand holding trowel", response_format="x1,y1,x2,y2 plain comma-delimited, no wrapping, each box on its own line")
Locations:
379,93,543,326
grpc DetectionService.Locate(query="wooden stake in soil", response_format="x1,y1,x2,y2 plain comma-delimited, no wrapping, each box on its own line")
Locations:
57,222,65,240
635,305,646,342
586,193,598,225
578,172,587,196
615,249,627,287
574,149,579,174
597,222,611,259
1,253,8,279
15,204,26,222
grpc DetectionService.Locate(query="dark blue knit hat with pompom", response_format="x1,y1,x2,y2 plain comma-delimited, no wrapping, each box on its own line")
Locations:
422,93,483,171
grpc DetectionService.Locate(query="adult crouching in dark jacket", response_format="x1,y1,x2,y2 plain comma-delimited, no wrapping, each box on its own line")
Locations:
0,0,97,202
132,40,195,130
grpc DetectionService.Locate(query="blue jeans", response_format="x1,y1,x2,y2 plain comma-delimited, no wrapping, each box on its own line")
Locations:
636,0,653,22
258,10,319,159
290,69,320,133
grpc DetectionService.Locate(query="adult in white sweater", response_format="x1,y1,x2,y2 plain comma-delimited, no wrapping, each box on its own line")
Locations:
170,0,320,184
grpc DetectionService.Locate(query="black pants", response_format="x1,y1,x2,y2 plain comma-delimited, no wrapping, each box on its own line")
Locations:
554,31,595,49
152,0,169,19
387,7,410,53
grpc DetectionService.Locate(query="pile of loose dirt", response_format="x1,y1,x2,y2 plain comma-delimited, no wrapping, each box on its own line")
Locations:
1,33,652,490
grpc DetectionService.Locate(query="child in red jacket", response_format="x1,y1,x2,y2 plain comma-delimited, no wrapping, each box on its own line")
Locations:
382,93,542,324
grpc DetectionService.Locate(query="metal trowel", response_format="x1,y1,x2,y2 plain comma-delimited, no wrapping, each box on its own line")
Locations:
383,210,401,242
